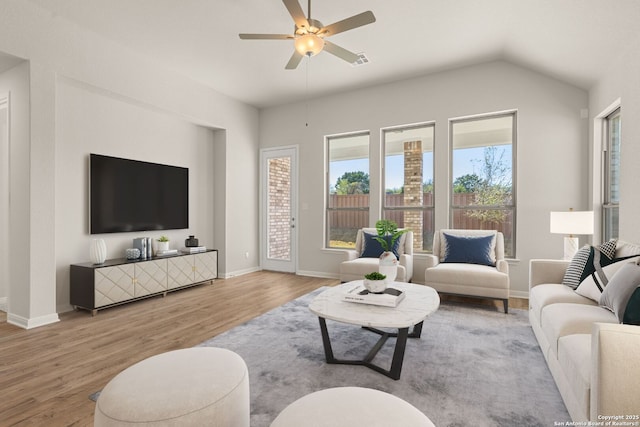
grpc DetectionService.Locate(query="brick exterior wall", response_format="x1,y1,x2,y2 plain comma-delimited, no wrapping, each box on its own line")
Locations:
268,157,291,260
404,140,423,250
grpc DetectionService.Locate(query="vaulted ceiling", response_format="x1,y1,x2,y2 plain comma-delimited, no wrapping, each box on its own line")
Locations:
20,0,640,108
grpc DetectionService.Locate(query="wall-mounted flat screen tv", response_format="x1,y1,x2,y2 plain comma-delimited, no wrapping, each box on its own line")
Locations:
90,154,189,234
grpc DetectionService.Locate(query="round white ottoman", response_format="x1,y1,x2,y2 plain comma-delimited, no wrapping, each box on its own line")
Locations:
94,347,249,427
270,387,435,427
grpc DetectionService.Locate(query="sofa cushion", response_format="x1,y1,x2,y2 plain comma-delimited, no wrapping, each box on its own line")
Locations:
557,334,591,414
441,233,495,266
529,284,596,327
437,229,497,263
540,303,617,355
562,240,617,289
575,256,640,302
360,232,400,259
424,263,508,289
623,288,640,325
600,261,640,323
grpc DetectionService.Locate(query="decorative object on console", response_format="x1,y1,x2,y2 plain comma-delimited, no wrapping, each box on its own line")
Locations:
125,248,140,260
549,209,594,260
156,236,170,253
180,246,207,254
133,237,148,260
372,219,408,282
90,239,107,265
185,235,199,247
363,271,387,293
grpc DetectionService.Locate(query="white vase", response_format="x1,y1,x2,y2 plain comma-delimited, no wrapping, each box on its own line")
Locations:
378,251,398,283
90,239,107,264
157,241,170,254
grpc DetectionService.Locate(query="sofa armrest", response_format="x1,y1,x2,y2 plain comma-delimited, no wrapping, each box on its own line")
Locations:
591,322,640,419
496,259,509,274
399,253,413,282
343,250,358,261
424,254,439,269
529,259,570,288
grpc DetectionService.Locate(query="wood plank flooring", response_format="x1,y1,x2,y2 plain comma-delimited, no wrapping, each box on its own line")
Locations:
0,271,338,426
0,272,527,426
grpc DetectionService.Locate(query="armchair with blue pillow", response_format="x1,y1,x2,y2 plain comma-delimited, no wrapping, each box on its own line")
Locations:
423,229,510,312
339,228,414,283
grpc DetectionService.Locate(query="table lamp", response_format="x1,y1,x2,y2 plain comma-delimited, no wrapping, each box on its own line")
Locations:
550,209,594,260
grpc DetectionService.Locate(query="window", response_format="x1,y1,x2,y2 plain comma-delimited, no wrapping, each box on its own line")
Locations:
603,108,620,241
450,112,516,257
326,132,370,248
382,123,435,252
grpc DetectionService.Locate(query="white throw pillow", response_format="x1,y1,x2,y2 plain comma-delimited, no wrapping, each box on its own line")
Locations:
576,256,640,302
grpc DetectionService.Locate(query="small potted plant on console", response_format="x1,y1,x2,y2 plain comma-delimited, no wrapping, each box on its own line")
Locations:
156,236,170,254
363,271,387,294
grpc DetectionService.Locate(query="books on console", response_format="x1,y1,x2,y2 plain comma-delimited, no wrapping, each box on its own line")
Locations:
180,246,207,254
155,249,179,257
341,284,405,307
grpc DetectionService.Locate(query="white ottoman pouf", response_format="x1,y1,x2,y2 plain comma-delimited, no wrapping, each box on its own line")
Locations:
94,347,249,426
270,387,435,427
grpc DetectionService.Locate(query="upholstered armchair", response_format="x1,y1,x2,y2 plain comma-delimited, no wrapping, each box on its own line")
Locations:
339,228,414,283
424,229,510,312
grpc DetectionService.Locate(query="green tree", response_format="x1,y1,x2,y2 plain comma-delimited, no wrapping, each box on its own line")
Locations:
335,171,370,194
467,146,512,224
453,174,483,193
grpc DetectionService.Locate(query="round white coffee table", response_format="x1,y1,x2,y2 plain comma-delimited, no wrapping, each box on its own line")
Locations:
309,281,439,380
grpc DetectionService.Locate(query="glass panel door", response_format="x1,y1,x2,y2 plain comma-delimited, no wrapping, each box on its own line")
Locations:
261,147,297,272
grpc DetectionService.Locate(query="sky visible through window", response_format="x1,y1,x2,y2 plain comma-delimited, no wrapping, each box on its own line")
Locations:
330,146,511,191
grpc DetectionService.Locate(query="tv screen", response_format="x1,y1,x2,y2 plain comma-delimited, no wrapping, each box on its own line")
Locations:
90,154,189,234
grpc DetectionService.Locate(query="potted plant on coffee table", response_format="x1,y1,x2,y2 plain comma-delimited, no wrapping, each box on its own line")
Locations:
372,219,408,282
363,271,387,293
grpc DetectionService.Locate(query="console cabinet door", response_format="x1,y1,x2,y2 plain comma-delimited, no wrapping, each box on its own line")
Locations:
194,251,217,282
94,264,135,308
167,255,195,290
134,259,168,297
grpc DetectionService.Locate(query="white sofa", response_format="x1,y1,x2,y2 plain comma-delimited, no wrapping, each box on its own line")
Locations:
424,229,510,312
340,228,413,283
529,246,640,421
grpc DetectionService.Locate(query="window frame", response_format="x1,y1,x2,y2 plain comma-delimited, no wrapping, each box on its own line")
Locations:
381,121,435,253
602,107,621,241
449,111,518,258
325,130,371,249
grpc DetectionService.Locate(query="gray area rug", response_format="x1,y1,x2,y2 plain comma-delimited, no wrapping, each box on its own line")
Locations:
198,288,569,427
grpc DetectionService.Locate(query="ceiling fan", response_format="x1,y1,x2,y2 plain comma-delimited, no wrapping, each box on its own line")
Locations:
239,0,376,70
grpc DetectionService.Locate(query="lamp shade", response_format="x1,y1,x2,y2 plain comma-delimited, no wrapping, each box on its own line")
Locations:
294,34,324,57
550,211,594,235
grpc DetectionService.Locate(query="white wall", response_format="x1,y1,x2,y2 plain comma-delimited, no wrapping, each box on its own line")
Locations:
0,61,31,320
589,36,640,244
54,78,217,312
260,60,589,296
0,1,260,326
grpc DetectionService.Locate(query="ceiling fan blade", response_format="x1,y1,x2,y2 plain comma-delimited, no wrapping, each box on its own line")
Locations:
239,33,293,40
320,11,376,37
282,0,310,29
285,51,304,70
323,40,359,64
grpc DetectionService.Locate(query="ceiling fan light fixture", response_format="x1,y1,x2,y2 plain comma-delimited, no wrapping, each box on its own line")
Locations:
294,33,324,57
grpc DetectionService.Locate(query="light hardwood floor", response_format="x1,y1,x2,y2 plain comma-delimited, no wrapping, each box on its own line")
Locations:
0,272,527,426
0,271,338,426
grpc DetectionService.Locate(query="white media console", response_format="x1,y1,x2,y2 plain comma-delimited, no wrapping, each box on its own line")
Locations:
70,250,218,315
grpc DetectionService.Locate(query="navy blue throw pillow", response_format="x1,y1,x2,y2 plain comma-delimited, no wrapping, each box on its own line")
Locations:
442,233,495,266
360,233,400,259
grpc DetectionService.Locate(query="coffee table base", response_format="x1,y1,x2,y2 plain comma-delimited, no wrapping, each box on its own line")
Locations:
318,317,423,380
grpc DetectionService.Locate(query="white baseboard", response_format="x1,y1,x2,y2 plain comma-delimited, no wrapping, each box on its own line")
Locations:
7,312,60,329
0,296,7,312
220,266,261,279
296,270,340,280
